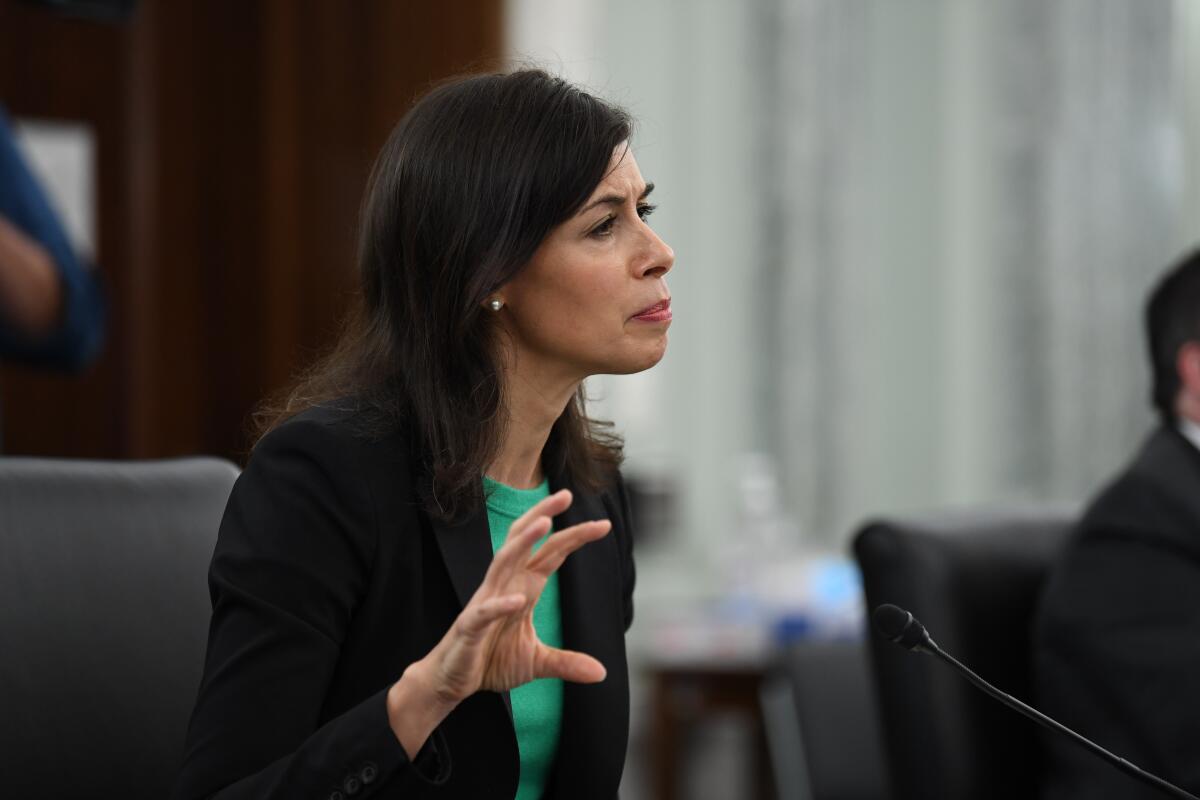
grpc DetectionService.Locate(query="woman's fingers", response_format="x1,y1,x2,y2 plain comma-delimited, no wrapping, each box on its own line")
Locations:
456,592,527,640
526,519,612,577
536,645,607,684
482,515,552,592
503,489,572,547
477,493,611,603
483,489,573,588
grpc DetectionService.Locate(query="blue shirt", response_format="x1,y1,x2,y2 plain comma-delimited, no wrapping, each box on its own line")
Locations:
0,106,106,371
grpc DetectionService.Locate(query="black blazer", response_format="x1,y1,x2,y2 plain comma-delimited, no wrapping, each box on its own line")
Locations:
172,405,636,800
1033,426,1200,799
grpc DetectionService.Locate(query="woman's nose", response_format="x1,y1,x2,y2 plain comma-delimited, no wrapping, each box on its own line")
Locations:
638,230,674,278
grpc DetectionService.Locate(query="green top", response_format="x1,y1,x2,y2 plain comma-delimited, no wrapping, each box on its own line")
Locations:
482,475,563,800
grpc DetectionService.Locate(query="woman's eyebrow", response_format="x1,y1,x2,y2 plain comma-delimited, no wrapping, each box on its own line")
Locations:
578,182,655,216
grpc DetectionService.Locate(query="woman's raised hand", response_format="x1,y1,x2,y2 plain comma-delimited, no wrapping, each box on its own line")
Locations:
387,489,611,757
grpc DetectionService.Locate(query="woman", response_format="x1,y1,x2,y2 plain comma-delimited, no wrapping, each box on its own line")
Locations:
172,69,674,800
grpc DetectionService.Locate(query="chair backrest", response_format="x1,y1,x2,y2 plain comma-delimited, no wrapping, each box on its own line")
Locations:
761,638,891,800
853,507,1075,800
0,456,238,797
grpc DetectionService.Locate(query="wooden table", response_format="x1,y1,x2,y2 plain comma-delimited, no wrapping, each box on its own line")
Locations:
646,657,776,800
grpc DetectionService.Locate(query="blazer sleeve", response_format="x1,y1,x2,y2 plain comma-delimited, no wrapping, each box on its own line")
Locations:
172,418,450,800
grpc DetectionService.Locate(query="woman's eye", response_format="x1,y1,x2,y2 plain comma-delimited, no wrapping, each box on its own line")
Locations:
590,204,657,238
590,216,616,238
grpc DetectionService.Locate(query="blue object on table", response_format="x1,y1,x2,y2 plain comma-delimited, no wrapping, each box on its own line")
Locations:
771,558,867,646
771,613,815,645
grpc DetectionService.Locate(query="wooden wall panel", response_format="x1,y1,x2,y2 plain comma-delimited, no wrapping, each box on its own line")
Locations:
0,0,504,462
0,0,135,457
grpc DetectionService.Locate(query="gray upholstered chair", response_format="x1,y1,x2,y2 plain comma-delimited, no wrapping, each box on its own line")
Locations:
0,457,238,797
853,507,1076,800
760,637,891,800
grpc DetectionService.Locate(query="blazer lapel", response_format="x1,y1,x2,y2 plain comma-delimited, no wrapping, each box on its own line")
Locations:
546,468,630,798
429,494,492,612
429,490,515,721
1143,427,1200,545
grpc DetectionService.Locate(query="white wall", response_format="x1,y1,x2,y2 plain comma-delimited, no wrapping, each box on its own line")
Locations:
508,0,1200,567
1182,0,1200,242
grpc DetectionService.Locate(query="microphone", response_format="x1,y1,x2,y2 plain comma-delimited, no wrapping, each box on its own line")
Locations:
871,603,1200,800
872,602,934,652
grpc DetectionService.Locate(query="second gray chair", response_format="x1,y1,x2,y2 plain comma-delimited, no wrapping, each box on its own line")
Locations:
0,456,238,798
853,507,1075,800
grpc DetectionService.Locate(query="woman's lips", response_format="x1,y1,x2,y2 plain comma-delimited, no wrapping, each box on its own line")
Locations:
632,299,672,322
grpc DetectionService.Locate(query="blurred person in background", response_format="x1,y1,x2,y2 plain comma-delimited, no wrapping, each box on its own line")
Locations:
172,69,673,800
0,107,106,376
1034,248,1200,800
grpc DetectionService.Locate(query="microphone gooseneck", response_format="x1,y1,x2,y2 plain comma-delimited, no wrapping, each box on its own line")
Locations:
872,604,1200,800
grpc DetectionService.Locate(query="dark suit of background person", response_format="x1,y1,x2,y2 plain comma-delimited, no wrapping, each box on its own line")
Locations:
171,404,636,800
1034,250,1200,800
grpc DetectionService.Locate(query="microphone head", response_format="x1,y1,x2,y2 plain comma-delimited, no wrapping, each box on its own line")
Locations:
872,603,932,651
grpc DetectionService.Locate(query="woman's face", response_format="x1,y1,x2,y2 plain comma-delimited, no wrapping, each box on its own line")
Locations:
497,145,675,385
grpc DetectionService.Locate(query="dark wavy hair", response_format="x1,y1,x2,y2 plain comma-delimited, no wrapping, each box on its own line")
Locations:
255,69,631,521
1146,248,1200,424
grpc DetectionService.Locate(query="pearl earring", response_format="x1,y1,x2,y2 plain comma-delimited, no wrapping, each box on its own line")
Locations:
489,299,504,311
